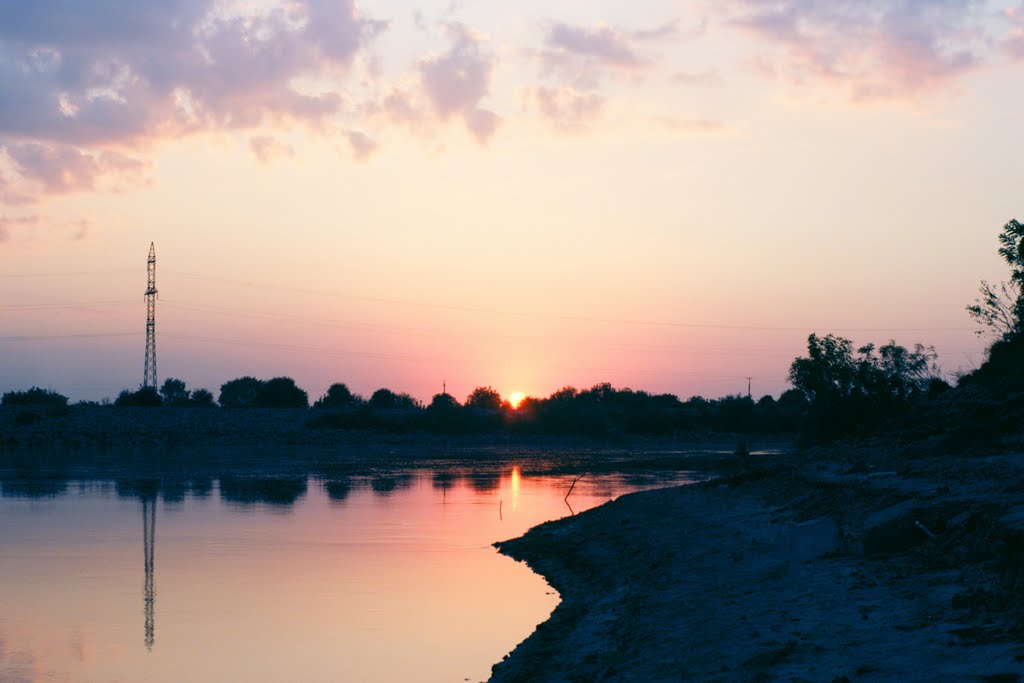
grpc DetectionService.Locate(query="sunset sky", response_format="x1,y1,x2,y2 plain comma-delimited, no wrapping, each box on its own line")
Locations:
2,0,1023,403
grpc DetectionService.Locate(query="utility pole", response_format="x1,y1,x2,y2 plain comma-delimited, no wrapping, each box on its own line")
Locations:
143,242,158,388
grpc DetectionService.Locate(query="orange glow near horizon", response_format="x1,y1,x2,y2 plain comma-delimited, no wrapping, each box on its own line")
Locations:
508,391,526,409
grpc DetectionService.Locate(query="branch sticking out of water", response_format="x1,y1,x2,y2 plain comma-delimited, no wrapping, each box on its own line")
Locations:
565,474,584,502
564,474,585,516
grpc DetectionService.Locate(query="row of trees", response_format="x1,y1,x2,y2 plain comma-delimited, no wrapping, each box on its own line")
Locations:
5,218,1021,444
0,348,949,438
786,334,947,443
308,382,810,435
113,379,216,407
782,218,1024,444
3,378,810,435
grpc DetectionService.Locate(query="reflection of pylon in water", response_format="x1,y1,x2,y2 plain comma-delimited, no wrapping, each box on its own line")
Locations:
143,497,156,650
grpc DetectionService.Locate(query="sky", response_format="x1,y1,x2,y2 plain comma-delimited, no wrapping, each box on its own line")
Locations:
1,0,1023,404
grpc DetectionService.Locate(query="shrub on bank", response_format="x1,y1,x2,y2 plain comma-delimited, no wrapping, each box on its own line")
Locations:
115,386,163,407
2,387,69,409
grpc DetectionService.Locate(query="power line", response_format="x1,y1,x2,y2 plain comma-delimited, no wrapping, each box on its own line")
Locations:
160,269,972,334
0,269,136,279
0,332,140,342
159,299,805,357
160,300,436,337
3,266,977,334
163,333,429,362
0,300,136,311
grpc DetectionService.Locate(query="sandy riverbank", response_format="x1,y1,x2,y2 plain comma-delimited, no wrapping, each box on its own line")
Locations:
491,449,1024,682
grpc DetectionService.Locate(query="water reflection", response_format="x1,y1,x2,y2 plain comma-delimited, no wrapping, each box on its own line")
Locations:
370,473,414,496
0,473,69,498
142,496,156,651
467,471,501,492
370,475,397,494
0,461,692,683
219,477,307,506
115,477,213,503
431,471,456,491
323,478,351,502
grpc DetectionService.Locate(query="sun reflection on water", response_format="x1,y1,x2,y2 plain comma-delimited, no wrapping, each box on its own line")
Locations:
510,466,521,510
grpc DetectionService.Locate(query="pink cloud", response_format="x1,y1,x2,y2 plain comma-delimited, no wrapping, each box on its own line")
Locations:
418,23,501,145
4,142,148,195
345,130,378,161
0,213,40,242
538,21,656,91
0,0,386,205
545,23,646,68
725,0,987,99
531,18,680,130
632,20,682,42
533,87,605,132
248,136,295,164
1004,4,1024,59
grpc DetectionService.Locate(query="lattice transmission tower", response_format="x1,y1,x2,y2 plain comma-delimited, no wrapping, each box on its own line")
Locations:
143,242,158,388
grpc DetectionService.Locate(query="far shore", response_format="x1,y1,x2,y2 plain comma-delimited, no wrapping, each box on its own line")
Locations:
0,404,786,471
490,447,1024,681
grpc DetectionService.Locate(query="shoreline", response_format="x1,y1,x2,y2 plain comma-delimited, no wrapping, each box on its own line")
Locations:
490,450,1024,681
0,405,785,454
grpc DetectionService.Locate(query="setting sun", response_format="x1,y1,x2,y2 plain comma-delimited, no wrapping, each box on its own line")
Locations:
508,391,526,409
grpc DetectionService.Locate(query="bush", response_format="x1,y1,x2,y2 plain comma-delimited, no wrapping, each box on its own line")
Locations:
218,377,308,408
115,386,163,407
219,377,262,408
160,378,190,406
190,389,216,407
314,383,361,409
788,333,940,443
2,387,68,408
13,410,43,425
253,377,308,408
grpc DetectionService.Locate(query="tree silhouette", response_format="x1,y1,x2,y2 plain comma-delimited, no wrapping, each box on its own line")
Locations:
788,334,857,404
2,387,68,408
314,383,360,409
190,388,215,407
218,377,262,408
368,388,420,411
465,386,505,411
426,392,463,432
253,377,308,408
159,378,190,406
368,388,398,410
115,386,162,407
429,392,461,411
966,280,1020,340
788,333,940,442
967,219,1024,341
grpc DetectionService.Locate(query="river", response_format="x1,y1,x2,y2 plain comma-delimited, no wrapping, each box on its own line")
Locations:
0,464,690,682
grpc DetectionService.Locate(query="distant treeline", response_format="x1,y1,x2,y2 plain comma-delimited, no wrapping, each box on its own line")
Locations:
0,338,997,443
306,383,811,436
6,218,1024,446
0,378,809,436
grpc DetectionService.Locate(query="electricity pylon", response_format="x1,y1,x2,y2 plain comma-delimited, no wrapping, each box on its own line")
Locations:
143,242,158,388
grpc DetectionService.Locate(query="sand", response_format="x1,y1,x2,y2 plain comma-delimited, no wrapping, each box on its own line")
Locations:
491,450,1024,682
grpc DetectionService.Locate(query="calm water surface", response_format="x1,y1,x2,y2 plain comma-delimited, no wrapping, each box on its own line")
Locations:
0,465,690,682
